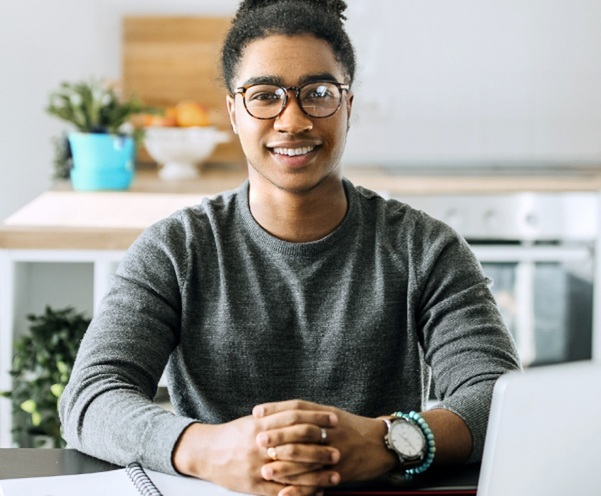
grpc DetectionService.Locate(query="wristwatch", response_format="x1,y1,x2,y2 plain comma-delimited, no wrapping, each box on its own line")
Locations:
382,416,427,471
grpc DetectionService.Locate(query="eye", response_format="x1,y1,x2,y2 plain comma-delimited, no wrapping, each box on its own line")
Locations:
246,85,285,103
250,91,278,101
308,85,333,99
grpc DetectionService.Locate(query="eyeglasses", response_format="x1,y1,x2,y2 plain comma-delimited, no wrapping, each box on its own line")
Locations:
234,81,350,120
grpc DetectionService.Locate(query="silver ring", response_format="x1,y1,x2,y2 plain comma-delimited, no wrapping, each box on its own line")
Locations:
267,446,278,461
320,427,328,443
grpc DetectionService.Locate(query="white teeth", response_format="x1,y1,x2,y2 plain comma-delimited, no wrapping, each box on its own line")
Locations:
273,146,315,156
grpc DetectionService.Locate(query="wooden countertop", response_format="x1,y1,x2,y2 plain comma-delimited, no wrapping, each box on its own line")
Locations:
2,164,601,251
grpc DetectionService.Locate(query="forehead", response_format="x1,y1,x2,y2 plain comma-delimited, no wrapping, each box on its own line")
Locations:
235,34,345,86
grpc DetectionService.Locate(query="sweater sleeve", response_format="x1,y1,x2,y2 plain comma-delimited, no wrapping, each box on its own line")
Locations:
59,215,197,473
412,215,521,463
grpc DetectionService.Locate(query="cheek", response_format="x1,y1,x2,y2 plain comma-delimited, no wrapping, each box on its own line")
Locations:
236,119,270,154
329,119,350,150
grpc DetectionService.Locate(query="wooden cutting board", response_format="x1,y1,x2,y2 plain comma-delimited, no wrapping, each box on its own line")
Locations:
121,16,244,165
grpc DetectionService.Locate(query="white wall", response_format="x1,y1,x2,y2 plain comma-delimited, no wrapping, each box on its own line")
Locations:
1,0,600,220
0,0,239,221
345,0,601,165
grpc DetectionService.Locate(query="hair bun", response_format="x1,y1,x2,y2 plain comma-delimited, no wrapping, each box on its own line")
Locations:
237,0,348,21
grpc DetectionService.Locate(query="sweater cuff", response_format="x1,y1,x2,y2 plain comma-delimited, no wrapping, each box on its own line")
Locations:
138,412,198,475
429,393,492,464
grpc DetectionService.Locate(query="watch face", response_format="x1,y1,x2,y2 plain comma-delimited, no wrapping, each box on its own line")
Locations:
390,419,425,457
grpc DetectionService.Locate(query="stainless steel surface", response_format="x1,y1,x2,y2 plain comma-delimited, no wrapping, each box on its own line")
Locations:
395,192,598,241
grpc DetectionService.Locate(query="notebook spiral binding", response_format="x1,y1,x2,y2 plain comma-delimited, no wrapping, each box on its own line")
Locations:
126,463,163,496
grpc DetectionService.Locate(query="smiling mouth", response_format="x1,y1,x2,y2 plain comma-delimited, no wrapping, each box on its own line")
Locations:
271,145,317,157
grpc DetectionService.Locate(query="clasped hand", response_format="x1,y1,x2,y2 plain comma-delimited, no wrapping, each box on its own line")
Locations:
252,399,393,496
173,399,394,496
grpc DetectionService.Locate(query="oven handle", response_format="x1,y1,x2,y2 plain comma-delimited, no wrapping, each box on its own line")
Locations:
470,245,592,263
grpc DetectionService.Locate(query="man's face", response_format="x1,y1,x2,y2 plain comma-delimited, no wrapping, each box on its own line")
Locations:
227,34,353,195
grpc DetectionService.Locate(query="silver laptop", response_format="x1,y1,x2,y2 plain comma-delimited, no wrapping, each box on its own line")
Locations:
478,360,601,496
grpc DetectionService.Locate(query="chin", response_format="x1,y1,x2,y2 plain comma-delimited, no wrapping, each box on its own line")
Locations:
248,157,342,193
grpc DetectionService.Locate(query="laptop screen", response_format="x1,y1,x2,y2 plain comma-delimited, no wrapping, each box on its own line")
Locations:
477,361,601,496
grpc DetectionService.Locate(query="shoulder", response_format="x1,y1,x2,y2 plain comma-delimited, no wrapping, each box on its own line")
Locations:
149,184,241,234
348,180,476,267
351,181,458,240
129,184,245,258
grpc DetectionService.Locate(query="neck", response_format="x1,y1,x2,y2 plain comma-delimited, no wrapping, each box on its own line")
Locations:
248,173,348,243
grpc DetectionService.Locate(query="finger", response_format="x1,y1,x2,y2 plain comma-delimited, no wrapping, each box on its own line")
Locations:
257,424,332,448
256,479,290,496
278,485,325,496
262,461,323,479
253,399,334,418
262,462,341,488
263,443,340,464
255,408,338,432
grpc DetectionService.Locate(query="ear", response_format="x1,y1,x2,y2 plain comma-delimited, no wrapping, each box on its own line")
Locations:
226,95,238,134
346,92,354,117
346,92,354,131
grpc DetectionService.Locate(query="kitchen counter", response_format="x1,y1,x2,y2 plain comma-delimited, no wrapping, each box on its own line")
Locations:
2,164,601,250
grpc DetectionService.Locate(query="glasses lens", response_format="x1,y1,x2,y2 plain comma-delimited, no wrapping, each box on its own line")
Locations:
243,85,286,119
299,82,342,118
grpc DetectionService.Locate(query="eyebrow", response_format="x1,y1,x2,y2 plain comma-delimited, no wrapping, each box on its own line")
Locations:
238,72,341,88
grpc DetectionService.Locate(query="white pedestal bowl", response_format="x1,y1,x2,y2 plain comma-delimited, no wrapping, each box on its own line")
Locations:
144,127,231,180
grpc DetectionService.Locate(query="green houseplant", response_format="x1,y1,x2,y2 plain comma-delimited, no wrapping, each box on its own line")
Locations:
46,78,154,191
0,306,90,447
46,78,151,135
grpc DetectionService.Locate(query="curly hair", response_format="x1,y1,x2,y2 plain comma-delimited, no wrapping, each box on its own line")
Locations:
221,0,356,93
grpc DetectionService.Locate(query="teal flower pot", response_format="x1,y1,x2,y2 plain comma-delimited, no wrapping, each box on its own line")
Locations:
68,133,135,191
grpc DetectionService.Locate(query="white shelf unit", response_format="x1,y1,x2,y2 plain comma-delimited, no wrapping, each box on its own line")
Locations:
0,249,125,447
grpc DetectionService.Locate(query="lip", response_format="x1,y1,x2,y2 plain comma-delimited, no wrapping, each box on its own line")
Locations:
267,139,321,149
267,142,321,168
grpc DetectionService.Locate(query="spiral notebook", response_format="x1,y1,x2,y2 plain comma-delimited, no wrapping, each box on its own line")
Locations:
0,463,251,496
126,463,166,496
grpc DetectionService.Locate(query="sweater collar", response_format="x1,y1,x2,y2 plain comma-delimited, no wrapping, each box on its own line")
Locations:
236,178,358,256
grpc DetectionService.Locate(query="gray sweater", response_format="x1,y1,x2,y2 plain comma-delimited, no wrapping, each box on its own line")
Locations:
59,178,520,474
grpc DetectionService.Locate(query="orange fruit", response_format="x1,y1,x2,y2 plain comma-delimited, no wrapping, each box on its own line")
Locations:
138,107,178,127
175,100,211,127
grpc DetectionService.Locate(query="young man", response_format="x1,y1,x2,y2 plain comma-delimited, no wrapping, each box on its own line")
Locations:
60,2,520,496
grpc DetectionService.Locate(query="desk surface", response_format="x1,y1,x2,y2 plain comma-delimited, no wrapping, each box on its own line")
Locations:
0,448,116,479
0,448,478,495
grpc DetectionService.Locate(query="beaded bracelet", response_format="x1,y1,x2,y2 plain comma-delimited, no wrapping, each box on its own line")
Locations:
391,410,436,478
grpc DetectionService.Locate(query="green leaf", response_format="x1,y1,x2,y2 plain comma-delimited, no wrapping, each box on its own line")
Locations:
20,399,36,414
31,411,42,427
56,361,69,375
50,383,64,398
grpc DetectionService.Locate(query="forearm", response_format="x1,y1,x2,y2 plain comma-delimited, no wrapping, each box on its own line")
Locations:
421,409,472,465
60,376,195,473
172,422,219,480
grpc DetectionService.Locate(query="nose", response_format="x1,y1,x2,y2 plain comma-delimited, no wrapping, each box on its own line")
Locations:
273,92,313,134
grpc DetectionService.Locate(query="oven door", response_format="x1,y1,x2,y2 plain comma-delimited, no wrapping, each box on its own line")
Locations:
472,243,594,367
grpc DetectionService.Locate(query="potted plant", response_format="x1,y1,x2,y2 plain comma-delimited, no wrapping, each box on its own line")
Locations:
0,306,90,447
46,78,154,191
